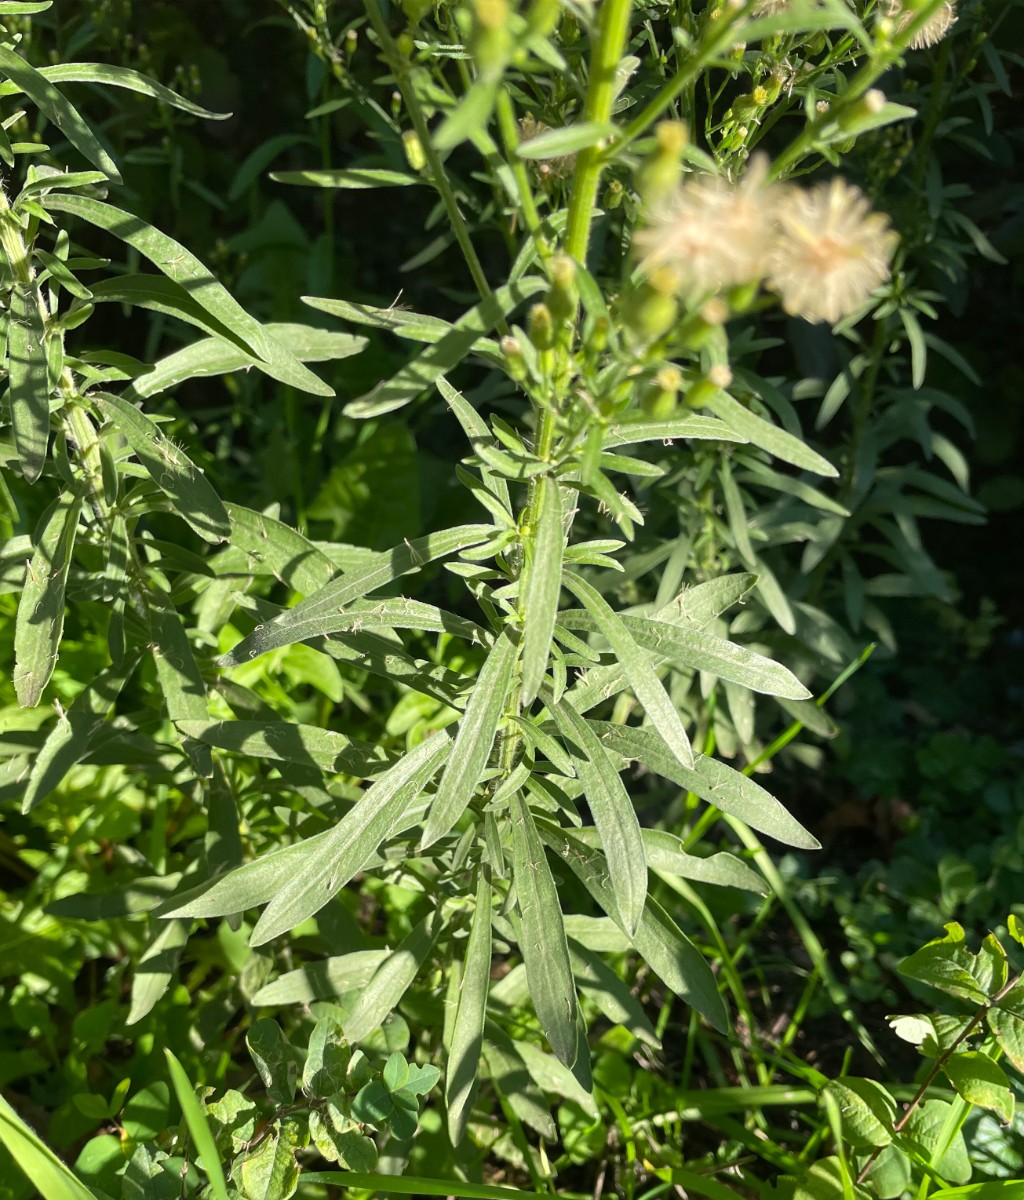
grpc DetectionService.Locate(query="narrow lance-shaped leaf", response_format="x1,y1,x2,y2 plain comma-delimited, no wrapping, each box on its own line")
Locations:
14,491,82,707
510,791,578,1066
164,1050,231,1200
558,610,810,698
251,732,451,945
550,699,648,936
343,915,438,1044
0,1092,99,1200
537,820,728,1033
706,389,838,477
446,872,493,1145
93,391,230,543
45,194,332,397
127,324,365,402
335,277,547,419
175,719,389,778
0,61,231,121
592,721,819,849
127,917,189,1026
0,43,121,181
218,524,494,667
521,475,564,706
562,570,694,769
149,595,212,777
420,631,519,849
8,280,49,484
23,653,138,812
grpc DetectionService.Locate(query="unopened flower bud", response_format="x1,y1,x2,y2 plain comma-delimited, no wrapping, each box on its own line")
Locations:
685,365,732,409
839,88,888,132
675,296,729,350
637,120,689,208
402,0,433,25
396,32,416,58
501,335,528,380
642,365,682,418
546,254,578,324
528,302,555,351
603,179,624,210
402,130,426,171
471,0,512,77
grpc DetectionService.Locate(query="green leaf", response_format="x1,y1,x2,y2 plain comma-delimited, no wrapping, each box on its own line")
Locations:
0,1090,102,1200
515,121,617,158
252,952,389,1006
898,922,1003,1004
8,280,50,483
148,595,212,777
175,720,388,778
549,700,647,936
239,1117,305,1200
420,631,518,849
930,1185,1024,1199
0,61,230,120
251,732,451,945
128,324,365,401
603,414,747,447
942,1051,1014,1124
45,195,332,396
270,167,421,188
562,571,694,769
560,609,810,699
343,916,438,1044
706,390,838,477
822,1077,896,1148
14,491,82,707
510,791,578,1066
902,1099,971,1184
164,1049,231,1200
93,391,229,542
538,822,727,1032
513,1039,597,1119
22,651,137,812
787,1156,871,1200
641,831,766,893
299,1173,564,1200
309,1109,377,1171
433,77,499,152
987,998,1024,1072
332,277,547,418
437,376,512,514
567,939,660,1047
218,524,493,666
592,722,819,848
0,43,121,180
446,872,493,1146
127,917,189,1025
521,475,564,705
0,4,53,13
246,1020,298,1106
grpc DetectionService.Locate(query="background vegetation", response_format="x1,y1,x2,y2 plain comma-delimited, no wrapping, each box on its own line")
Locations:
0,1,1021,1199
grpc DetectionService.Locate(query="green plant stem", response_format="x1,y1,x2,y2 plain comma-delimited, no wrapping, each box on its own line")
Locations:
564,0,633,263
364,0,494,308
856,978,1022,1185
494,89,547,254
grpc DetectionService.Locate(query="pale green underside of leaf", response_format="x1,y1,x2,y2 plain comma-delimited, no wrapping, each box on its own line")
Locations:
446,873,493,1145
332,276,547,418
14,491,82,708
219,524,494,666
707,391,838,476
343,916,438,1043
251,732,452,944
0,43,121,180
511,791,578,1066
8,280,49,483
251,951,390,1005
521,475,564,705
592,721,819,849
420,631,519,848
93,391,230,543
559,609,810,698
0,61,231,120
174,719,389,778
45,194,332,396
537,821,728,1033
127,323,366,401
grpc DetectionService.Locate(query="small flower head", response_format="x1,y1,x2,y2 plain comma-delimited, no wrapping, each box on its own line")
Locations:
765,178,898,324
883,0,957,48
633,158,779,300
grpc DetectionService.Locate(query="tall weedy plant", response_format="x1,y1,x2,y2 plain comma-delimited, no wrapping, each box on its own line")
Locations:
1,0,1008,1194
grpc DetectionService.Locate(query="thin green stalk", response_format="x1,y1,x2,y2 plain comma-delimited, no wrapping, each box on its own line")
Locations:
365,0,495,307
564,0,633,263
494,89,547,253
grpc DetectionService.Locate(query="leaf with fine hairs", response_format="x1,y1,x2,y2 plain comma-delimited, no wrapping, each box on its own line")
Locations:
8,281,49,484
